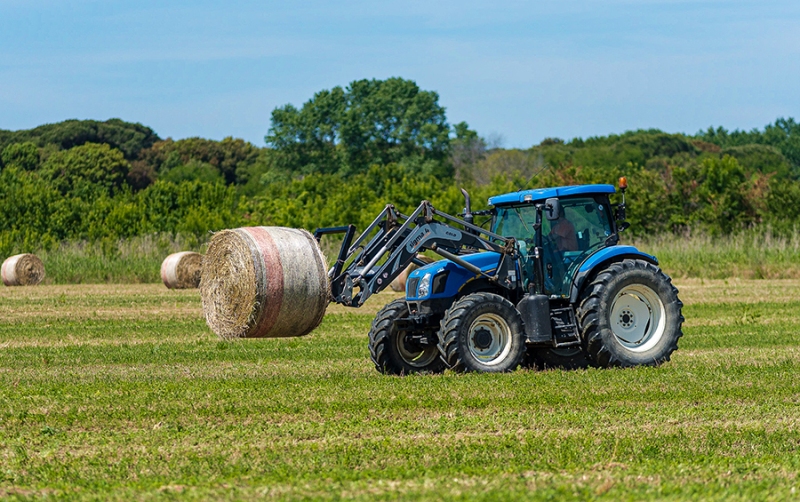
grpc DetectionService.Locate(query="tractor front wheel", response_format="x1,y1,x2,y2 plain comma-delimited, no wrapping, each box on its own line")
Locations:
368,299,445,375
577,259,683,367
438,292,526,372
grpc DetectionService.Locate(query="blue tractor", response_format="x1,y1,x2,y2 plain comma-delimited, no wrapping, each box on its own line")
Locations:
315,180,683,374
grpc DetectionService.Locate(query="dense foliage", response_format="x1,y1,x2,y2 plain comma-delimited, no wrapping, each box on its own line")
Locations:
266,78,450,177
1,77,799,257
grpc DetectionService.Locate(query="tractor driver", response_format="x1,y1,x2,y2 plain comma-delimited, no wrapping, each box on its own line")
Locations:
549,212,578,252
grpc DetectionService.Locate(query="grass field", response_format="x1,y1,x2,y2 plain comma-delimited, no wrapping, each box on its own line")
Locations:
1,280,800,500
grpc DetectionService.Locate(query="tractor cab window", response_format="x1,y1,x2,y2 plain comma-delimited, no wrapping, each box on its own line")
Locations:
542,197,612,253
493,205,537,241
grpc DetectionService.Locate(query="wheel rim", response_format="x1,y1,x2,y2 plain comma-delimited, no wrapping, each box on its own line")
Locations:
467,313,513,366
609,284,666,352
394,331,439,368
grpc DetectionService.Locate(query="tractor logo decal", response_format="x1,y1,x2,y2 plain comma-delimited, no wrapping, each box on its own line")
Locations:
407,227,432,253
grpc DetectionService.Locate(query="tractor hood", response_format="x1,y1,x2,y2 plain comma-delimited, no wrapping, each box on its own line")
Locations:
406,251,502,300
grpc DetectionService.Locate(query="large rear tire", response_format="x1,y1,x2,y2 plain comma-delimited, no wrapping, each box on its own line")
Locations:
577,259,683,367
368,299,445,375
438,292,526,373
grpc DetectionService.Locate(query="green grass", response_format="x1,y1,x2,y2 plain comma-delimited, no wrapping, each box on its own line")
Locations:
1,284,800,500
632,228,800,279
34,235,206,285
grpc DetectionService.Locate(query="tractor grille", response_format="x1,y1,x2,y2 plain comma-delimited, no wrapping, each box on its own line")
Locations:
432,271,449,294
407,277,420,297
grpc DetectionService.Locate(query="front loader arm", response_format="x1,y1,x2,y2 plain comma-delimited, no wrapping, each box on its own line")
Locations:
315,201,519,307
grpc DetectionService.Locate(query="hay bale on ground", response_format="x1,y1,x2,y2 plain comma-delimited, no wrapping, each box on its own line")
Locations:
1,254,45,286
161,252,203,289
390,255,435,292
200,226,329,340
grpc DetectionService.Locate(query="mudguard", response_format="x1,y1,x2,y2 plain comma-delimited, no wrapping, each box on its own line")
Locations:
568,245,658,303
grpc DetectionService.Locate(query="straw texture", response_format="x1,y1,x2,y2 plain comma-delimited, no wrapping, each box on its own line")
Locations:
390,255,435,292
161,252,203,289
1,254,45,286
200,226,329,339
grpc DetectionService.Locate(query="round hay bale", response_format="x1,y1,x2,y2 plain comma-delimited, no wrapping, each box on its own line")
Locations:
390,255,435,292
1,254,45,286
200,226,329,340
161,251,203,289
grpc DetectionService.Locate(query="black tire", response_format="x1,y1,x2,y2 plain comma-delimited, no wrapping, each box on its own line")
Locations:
438,292,526,373
524,346,590,370
368,299,445,375
576,259,683,368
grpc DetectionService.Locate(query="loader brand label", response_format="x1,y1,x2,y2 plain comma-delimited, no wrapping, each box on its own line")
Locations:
434,226,462,242
406,227,432,253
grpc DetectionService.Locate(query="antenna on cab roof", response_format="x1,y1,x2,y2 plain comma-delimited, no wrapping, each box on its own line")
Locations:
520,151,551,191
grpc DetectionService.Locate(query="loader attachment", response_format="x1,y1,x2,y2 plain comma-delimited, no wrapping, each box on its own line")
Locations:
315,201,519,307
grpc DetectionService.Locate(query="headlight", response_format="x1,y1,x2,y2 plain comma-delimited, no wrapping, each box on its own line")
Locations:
417,272,432,297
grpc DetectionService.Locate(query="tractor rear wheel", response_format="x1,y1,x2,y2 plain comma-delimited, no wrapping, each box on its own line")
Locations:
577,259,683,367
368,299,445,375
438,292,526,372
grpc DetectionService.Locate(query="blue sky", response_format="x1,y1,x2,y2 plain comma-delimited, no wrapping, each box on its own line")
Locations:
1,0,798,148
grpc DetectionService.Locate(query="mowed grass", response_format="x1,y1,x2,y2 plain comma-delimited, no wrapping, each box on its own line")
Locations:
1,282,800,500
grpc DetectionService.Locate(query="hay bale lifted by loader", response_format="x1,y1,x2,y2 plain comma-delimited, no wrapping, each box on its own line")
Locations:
201,227,328,340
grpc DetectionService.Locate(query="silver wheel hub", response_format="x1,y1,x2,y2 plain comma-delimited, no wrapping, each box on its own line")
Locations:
618,308,635,328
467,313,512,366
610,284,666,352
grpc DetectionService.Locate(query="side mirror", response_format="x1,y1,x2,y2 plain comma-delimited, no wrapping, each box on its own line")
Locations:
544,198,561,221
614,203,627,225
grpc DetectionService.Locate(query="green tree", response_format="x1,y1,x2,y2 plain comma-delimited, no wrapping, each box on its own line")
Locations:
0,119,160,160
721,144,792,178
692,155,756,233
137,137,260,185
1,142,40,171
450,122,486,182
266,78,450,176
160,160,223,184
41,143,130,198
267,86,346,176
697,117,800,174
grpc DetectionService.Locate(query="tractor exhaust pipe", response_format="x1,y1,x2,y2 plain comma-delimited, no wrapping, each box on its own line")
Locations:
461,188,473,226
461,188,479,235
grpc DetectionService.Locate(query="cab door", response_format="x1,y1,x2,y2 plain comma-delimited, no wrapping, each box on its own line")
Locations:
541,196,613,297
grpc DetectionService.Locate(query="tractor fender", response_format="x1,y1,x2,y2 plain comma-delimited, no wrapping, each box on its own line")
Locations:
568,245,658,303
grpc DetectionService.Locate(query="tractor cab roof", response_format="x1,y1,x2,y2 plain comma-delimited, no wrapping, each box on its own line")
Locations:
488,184,616,206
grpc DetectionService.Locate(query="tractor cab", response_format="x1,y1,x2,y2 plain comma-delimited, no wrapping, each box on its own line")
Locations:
489,185,618,298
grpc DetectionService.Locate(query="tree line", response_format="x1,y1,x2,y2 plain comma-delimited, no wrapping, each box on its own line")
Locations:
1,77,799,256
